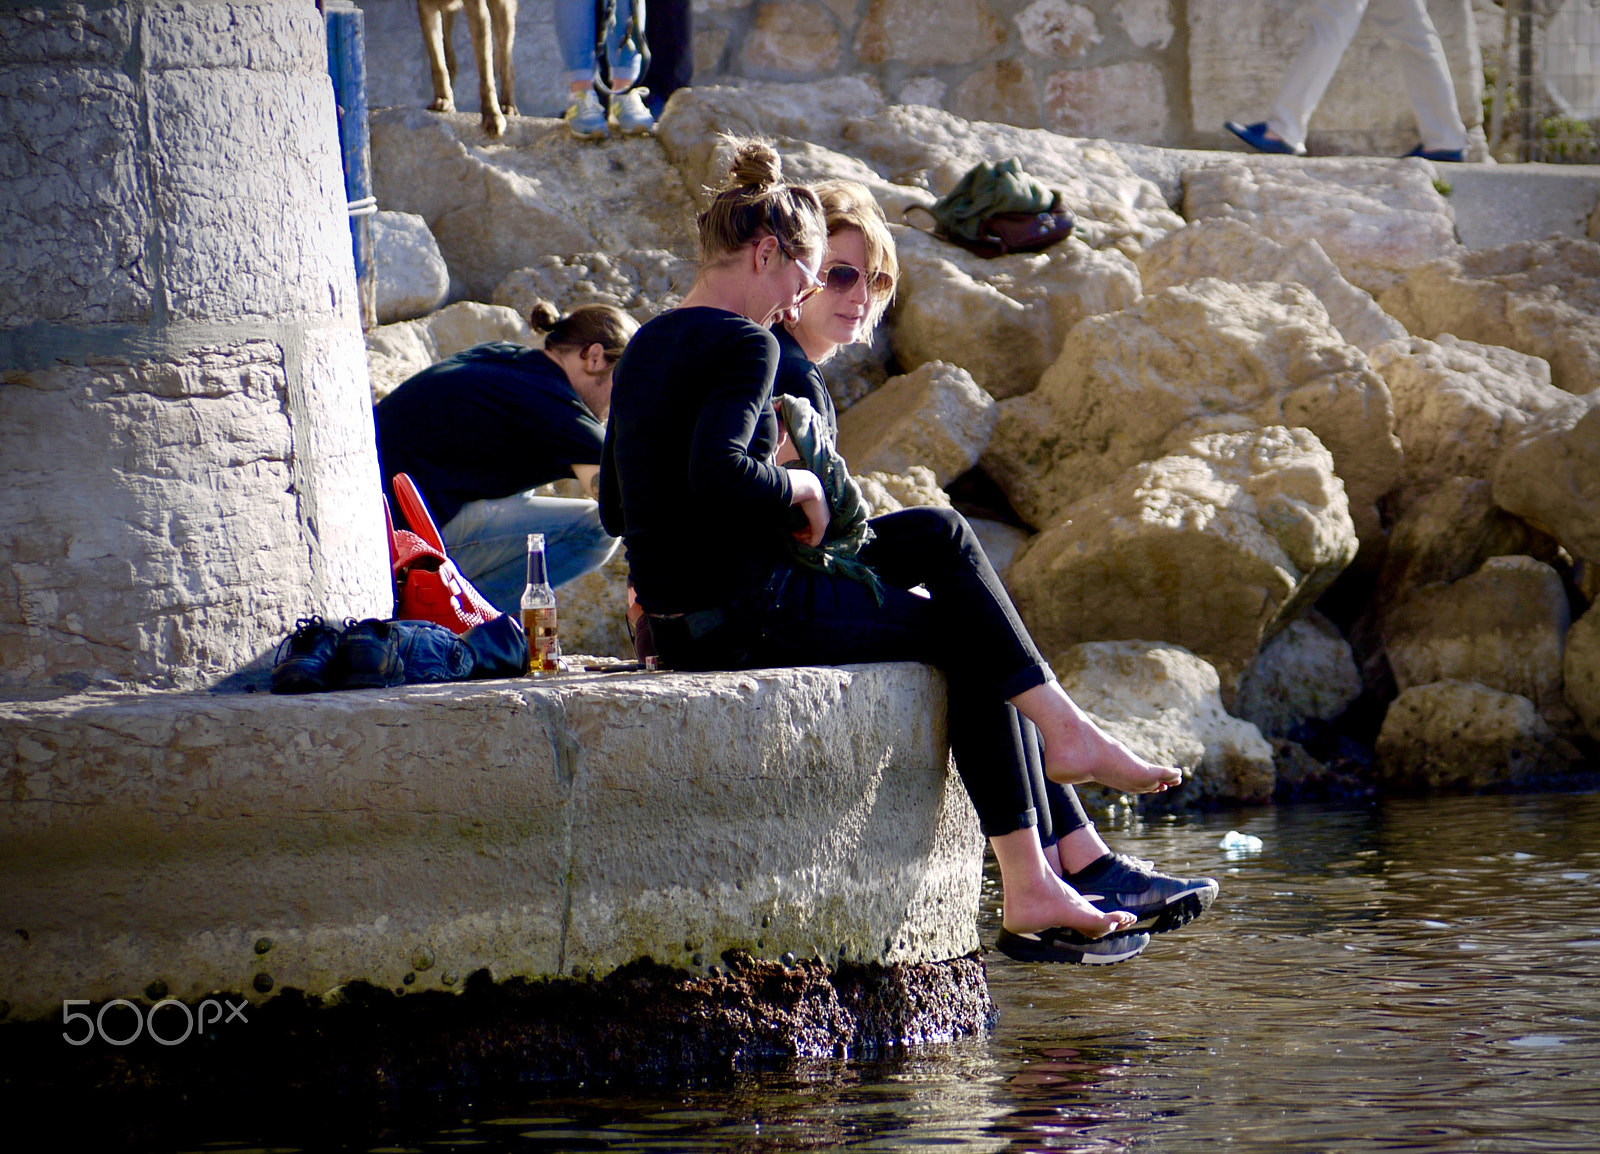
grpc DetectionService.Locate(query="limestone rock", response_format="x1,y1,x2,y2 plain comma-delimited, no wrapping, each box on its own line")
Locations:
492,250,695,323
1043,62,1170,143
821,329,894,414
1181,158,1460,294
1373,477,1562,619
1136,219,1407,354
1384,556,1572,712
983,279,1401,538
1376,237,1600,395
373,210,449,324
741,0,842,73
967,518,1032,578
837,362,996,487
1234,610,1363,739
854,0,1006,68
1376,681,1578,791
855,467,953,518
365,302,534,401
758,139,938,225
1372,334,1581,494
559,548,632,661
655,80,889,192
1053,641,1275,806
839,103,1185,255
1566,605,1600,742
1492,394,1600,563
888,226,1142,399
1006,427,1359,694
369,107,698,300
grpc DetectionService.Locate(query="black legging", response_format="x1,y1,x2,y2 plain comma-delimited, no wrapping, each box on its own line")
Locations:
651,505,1091,840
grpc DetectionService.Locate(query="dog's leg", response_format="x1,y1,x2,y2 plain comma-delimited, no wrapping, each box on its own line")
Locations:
442,7,458,93
417,0,455,113
459,0,505,136
493,0,518,118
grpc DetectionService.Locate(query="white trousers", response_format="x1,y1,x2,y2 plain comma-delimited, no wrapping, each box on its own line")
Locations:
1266,0,1469,151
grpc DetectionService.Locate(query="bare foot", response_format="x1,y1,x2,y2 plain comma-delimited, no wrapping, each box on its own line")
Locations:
1003,879,1138,939
1040,723,1183,794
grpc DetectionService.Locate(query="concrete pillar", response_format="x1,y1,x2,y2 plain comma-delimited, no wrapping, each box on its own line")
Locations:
0,0,392,692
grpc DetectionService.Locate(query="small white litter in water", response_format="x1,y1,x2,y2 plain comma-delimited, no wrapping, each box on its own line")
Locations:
1510,852,1535,860
1508,1035,1571,1048
1422,920,1449,929
1220,830,1264,853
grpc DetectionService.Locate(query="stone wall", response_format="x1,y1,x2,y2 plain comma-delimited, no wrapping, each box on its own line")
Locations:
0,0,392,692
352,0,1481,153
0,663,981,1021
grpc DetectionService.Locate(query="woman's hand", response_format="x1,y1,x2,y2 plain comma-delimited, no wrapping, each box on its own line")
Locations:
788,468,831,547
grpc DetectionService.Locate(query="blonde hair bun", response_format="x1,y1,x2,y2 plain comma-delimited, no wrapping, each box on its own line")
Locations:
726,139,782,191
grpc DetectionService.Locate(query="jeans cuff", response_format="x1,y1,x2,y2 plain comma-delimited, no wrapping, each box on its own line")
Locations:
981,805,1038,840
997,660,1055,701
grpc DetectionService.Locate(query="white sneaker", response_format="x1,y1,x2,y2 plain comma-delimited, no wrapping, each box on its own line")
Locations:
610,87,656,136
565,89,608,140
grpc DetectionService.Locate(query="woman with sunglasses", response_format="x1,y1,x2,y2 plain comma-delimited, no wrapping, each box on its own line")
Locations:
602,143,1193,965
768,181,1216,963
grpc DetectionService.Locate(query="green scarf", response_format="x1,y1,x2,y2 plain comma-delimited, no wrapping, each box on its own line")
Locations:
775,394,886,605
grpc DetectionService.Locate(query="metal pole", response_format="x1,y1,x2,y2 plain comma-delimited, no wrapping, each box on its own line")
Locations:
326,2,377,331
1517,0,1535,163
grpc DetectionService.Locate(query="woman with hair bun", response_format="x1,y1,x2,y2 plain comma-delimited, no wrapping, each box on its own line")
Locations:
375,301,637,615
766,179,1218,965
602,142,1202,965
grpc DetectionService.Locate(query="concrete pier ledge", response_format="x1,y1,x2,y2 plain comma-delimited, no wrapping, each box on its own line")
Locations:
0,663,984,1033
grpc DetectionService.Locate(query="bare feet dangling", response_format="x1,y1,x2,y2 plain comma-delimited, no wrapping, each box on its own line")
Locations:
1003,879,1138,940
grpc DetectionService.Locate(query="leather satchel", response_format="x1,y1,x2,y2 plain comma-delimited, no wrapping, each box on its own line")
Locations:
385,473,502,635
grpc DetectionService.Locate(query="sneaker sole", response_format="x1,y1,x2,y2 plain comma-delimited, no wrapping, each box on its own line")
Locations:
994,928,1150,965
1086,881,1218,934
1145,883,1218,934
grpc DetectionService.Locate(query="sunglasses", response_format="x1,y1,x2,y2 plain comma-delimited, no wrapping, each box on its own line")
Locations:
773,236,824,303
821,263,894,298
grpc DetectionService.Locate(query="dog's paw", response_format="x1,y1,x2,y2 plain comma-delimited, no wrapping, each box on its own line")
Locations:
428,97,455,113
500,102,519,118
481,107,507,136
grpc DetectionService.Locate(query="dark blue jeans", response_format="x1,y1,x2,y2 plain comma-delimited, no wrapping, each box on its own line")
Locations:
652,506,1086,839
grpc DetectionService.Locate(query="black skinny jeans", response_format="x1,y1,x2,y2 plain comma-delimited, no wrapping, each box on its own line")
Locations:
650,506,1091,841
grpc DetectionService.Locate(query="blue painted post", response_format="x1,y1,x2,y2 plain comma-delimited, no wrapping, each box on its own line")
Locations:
326,2,377,330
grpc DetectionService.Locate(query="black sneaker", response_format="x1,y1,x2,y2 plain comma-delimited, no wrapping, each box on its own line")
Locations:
270,616,343,694
995,926,1150,965
334,618,406,689
1067,853,1219,934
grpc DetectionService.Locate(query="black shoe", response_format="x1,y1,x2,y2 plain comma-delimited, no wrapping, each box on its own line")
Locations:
270,616,343,694
995,926,1151,965
1067,853,1219,934
334,618,406,689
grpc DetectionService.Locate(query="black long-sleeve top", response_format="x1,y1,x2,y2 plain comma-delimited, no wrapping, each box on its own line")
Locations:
600,308,795,613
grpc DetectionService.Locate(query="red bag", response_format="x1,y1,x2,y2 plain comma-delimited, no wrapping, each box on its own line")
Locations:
385,473,502,635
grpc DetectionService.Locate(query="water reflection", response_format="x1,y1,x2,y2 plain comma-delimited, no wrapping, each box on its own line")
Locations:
165,793,1600,1153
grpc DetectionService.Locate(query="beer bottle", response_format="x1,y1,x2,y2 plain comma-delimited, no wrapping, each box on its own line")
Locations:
520,533,558,674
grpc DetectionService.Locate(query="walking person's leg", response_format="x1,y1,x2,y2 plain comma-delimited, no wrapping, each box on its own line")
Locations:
1367,0,1468,154
1266,0,1370,149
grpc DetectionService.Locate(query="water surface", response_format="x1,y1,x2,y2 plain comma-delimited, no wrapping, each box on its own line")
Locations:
156,793,1600,1152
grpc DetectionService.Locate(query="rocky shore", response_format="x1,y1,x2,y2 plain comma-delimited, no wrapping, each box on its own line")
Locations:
365,82,1600,807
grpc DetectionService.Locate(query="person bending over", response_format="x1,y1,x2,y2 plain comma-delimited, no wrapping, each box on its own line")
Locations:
600,140,1209,965
376,302,635,615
